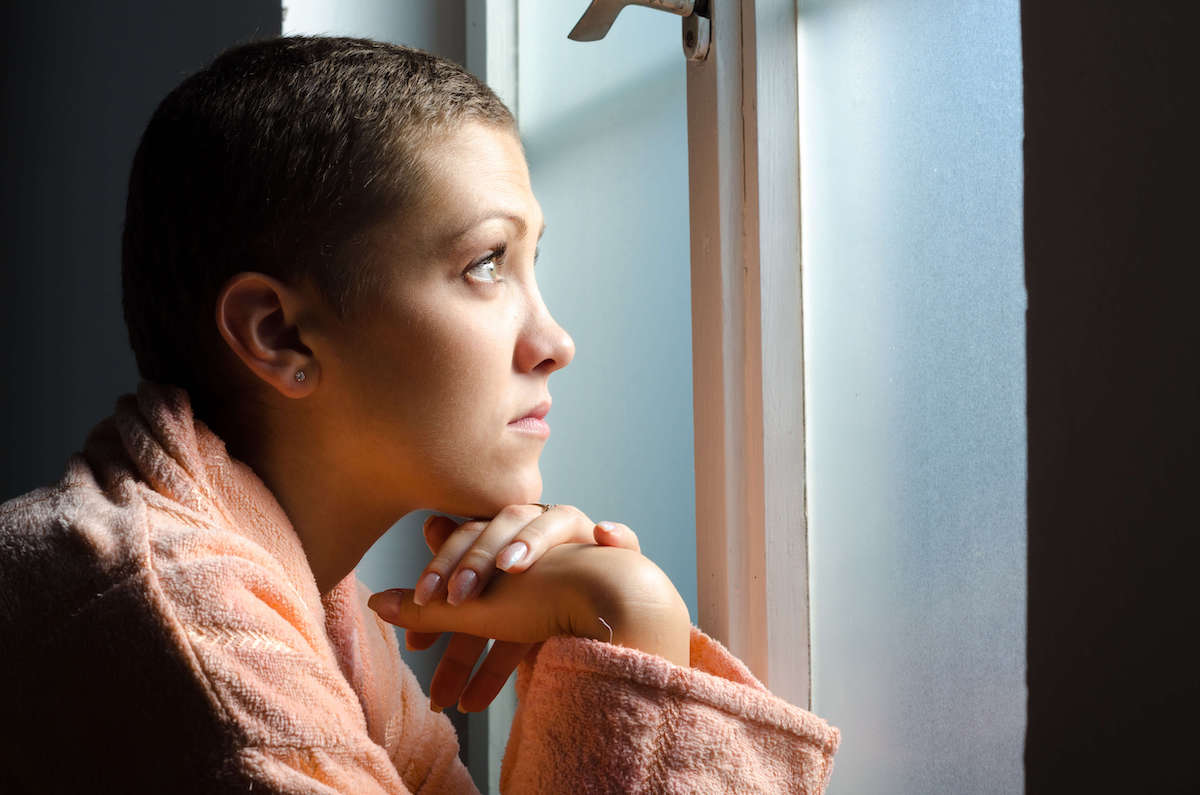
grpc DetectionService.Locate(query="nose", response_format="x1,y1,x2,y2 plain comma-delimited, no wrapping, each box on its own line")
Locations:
515,292,575,375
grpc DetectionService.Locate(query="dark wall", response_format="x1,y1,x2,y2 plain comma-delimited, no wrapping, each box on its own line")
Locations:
0,1,280,503
1024,2,1196,792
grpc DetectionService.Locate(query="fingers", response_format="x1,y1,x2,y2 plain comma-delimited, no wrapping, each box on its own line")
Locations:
404,630,442,651
445,504,545,603
593,520,641,553
426,636,533,713
429,633,489,711
368,581,553,644
419,504,555,607
457,641,533,713
422,514,457,555
413,518,488,606
491,504,595,574
411,507,640,613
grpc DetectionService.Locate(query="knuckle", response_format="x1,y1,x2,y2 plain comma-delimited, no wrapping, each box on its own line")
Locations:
459,548,494,572
454,520,488,537
433,528,485,568
553,503,583,520
519,520,549,543
431,548,465,572
497,504,533,521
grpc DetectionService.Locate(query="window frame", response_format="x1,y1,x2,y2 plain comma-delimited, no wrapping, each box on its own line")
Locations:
686,0,810,709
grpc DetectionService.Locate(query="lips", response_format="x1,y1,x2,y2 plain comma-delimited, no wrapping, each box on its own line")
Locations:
511,399,551,423
507,399,552,439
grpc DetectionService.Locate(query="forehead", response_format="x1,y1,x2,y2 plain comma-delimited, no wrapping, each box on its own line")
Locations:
414,122,543,248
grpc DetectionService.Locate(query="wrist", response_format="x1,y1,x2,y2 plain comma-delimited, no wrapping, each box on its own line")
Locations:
572,553,691,667
610,601,691,668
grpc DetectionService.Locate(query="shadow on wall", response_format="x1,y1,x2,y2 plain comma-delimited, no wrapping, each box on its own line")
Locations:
1023,2,1195,792
0,1,281,502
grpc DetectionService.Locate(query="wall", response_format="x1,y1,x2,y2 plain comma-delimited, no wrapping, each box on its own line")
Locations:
0,0,280,502
282,0,464,63
1023,2,1196,791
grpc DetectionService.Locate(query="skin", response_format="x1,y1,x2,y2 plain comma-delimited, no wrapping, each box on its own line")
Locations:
210,121,691,703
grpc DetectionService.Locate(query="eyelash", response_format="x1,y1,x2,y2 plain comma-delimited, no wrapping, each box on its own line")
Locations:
464,243,540,284
466,243,508,283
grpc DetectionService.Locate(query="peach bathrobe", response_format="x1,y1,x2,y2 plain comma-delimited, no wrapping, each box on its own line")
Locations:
0,382,839,793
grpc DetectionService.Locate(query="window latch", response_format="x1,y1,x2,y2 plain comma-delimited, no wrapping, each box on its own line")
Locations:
568,0,711,62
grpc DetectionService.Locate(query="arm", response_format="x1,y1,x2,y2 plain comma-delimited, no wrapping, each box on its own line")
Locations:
501,552,838,793
404,505,645,711
500,627,840,793
368,545,840,793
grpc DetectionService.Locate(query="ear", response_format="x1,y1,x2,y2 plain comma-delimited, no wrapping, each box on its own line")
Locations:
214,272,319,398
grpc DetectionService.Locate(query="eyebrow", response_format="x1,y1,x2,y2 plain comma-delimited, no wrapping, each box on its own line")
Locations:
446,211,547,243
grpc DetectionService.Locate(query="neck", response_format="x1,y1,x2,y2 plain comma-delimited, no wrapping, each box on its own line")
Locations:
208,401,405,595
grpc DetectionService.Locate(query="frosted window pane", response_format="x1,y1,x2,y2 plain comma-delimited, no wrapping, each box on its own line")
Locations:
799,2,1026,792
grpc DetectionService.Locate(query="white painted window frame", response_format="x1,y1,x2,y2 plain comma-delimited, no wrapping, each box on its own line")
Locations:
685,0,809,709
467,0,519,120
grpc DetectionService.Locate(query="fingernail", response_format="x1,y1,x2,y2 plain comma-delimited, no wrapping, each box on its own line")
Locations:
414,571,441,606
496,541,528,571
597,521,618,533
430,700,443,713
446,569,478,606
368,588,412,612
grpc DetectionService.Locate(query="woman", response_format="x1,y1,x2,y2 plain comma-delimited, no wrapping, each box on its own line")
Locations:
0,36,839,793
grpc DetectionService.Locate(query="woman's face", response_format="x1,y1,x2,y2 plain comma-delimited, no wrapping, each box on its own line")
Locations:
316,121,572,519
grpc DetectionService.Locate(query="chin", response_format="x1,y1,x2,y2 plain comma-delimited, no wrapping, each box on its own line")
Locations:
439,469,543,520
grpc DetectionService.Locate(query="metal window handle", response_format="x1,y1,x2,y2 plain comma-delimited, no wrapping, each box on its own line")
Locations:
568,0,696,42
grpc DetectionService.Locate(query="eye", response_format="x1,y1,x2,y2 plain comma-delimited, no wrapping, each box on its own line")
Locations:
465,243,506,284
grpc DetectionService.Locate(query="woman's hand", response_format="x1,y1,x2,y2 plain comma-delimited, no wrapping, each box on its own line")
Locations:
413,504,639,607
402,505,641,712
369,544,692,702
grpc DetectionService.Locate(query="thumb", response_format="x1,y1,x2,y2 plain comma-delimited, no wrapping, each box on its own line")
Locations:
593,521,641,552
367,585,556,645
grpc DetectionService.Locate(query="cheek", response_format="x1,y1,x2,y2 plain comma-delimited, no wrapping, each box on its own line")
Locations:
335,295,541,512
372,308,514,441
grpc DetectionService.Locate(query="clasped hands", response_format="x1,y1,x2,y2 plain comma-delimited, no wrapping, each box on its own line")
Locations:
367,504,690,713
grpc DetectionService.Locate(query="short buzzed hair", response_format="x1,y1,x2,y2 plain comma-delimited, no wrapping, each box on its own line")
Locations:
121,36,515,422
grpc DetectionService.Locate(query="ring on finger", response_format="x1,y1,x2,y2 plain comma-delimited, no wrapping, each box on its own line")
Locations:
533,503,558,513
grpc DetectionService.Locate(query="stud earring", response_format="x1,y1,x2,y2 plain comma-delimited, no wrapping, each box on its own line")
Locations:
294,369,306,383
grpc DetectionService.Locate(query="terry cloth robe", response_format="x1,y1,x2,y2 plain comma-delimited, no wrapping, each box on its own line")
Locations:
0,382,840,794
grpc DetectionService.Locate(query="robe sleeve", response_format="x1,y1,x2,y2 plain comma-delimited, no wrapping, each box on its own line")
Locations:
499,626,840,794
